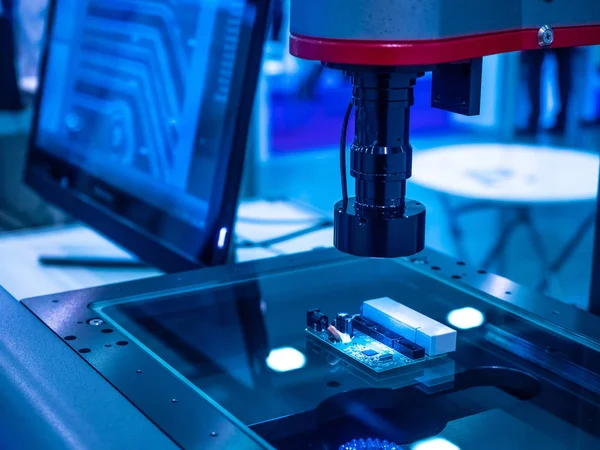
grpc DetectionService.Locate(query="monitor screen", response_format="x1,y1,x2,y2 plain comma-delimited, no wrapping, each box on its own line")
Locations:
26,0,270,271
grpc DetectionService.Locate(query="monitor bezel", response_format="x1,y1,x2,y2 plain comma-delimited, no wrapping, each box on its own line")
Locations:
25,0,271,272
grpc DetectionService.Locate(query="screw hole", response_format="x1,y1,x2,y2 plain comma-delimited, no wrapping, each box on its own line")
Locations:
456,261,466,266
136,369,143,374
171,399,178,403
327,380,341,388
415,202,422,206
452,275,461,279
87,318,104,326
52,299,59,303
410,258,427,265
64,335,76,341
116,340,129,346
431,266,441,271
210,432,219,437
101,328,114,334
477,269,487,274
77,320,83,324
505,291,512,295
78,348,91,354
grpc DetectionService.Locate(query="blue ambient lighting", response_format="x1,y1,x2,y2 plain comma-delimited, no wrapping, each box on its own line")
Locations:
266,347,306,373
217,227,228,249
263,59,286,76
446,307,486,330
412,437,460,450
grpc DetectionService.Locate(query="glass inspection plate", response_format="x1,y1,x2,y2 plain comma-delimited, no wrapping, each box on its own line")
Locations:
24,249,600,449
84,253,600,448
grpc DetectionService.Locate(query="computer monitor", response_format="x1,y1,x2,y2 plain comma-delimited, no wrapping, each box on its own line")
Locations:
26,0,271,272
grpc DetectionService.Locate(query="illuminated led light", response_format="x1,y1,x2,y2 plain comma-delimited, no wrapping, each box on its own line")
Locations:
266,347,306,373
217,227,228,249
339,438,399,449
412,437,460,450
447,307,486,330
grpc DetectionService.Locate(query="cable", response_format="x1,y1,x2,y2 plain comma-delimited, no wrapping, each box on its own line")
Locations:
340,100,353,209
237,216,331,225
251,220,333,247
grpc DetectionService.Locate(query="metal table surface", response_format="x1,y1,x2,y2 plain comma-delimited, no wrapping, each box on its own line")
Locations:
21,247,600,449
0,287,177,450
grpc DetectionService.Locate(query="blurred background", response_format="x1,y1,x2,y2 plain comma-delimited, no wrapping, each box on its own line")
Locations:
1,0,600,307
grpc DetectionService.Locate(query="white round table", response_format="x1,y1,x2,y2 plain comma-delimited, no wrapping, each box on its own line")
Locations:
412,144,598,203
411,143,599,291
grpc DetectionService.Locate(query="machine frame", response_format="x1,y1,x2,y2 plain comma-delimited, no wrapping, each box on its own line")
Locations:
589,187,600,316
21,247,600,449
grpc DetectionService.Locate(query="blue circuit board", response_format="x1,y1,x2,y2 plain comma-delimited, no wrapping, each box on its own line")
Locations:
306,327,438,373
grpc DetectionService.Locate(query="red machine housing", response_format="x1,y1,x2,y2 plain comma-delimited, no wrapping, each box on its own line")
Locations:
291,25,600,66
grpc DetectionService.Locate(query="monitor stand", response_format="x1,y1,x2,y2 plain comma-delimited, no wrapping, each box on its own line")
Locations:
38,255,149,269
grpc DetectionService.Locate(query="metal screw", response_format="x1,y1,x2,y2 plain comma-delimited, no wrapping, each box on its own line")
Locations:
87,318,104,326
538,25,554,47
210,432,218,437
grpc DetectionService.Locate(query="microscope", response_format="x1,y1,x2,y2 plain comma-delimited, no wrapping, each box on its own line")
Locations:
289,0,600,258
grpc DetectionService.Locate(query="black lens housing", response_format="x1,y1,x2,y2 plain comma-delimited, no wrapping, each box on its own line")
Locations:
333,67,427,258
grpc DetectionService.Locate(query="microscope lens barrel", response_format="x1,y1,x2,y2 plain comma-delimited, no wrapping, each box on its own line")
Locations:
333,68,426,258
349,71,416,214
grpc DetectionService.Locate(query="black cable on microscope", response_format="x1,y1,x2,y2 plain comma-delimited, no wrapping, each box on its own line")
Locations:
340,101,353,209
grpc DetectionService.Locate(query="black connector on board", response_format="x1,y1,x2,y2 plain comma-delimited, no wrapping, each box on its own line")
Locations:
393,337,425,360
307,309,329,332
336,313,353,336
352,315,425,359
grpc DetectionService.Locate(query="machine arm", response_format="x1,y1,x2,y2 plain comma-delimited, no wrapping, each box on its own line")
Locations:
289,0,600,258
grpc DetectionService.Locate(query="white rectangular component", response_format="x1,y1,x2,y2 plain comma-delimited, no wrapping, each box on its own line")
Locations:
362,297,456,356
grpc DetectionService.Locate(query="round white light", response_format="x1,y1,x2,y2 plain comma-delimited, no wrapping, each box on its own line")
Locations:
412,437,461,450
447,307,486,330
266,347,306,373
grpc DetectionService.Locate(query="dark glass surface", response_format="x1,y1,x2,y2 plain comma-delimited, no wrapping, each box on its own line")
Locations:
97,257,600,449
26,0,268,270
